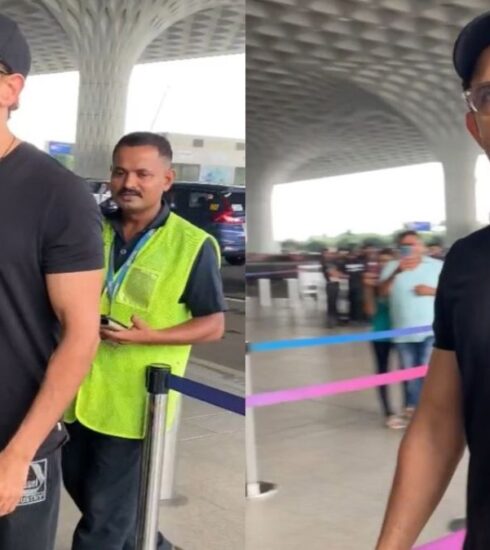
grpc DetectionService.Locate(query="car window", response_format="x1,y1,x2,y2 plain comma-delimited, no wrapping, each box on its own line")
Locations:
188,191,218,210
167,189,187,211
229,191,245,214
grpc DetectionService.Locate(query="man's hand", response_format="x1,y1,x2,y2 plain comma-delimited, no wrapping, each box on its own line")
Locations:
414,285,436,297
102,313,224,346
100,316,153,345
0,449,31,516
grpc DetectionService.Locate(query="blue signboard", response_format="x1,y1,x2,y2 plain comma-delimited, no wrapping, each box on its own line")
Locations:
406,221,432,232
48,141,73,155
47,141,74,170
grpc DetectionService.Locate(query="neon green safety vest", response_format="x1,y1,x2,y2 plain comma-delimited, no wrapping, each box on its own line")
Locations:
65,212,220,439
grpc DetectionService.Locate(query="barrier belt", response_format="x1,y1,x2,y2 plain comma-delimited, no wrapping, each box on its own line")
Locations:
248,326,433,353
247,366,428,408
415,530,465,549
169,374,245,416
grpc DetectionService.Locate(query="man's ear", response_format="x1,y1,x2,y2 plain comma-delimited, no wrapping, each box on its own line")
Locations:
162,168,175,192
0,74,24,112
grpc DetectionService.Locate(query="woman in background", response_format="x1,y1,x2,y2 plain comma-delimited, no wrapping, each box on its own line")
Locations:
363,248,406,430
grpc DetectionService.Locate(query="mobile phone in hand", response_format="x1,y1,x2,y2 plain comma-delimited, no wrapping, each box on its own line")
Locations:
100,315,128,331
399,245,412,258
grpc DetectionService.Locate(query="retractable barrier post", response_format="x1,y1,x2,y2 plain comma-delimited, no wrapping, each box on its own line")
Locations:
160,395,186,504
136,365,171,550
286,278,300,308
258,278,272,307
245,354,277,499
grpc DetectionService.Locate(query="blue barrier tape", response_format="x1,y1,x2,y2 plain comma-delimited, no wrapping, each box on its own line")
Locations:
248,325,433,353
168,374,245,416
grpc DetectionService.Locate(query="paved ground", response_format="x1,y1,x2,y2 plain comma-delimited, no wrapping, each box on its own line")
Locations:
193,300,244,374
246,297,467,550
56,360,244,550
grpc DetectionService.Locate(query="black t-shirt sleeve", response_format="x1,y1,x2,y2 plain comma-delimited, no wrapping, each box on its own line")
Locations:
180,239,227,317
433,243,457,351
42,176,104,274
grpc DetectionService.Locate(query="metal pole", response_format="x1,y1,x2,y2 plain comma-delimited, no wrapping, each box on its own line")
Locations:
245,354,277,499
286,278,300,309
258,278,272,307
160,395,186,504
136,364,170,550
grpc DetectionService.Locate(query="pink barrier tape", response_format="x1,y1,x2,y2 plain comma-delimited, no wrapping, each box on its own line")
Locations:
246,365,428,408
415,530,465,549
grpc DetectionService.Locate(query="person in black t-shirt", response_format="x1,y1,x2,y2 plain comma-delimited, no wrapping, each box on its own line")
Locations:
377,13,490,550
320,248,342,328
0,14,104,550
340,247,366,324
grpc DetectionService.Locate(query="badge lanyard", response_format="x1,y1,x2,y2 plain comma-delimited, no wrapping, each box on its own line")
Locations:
105,229,156,303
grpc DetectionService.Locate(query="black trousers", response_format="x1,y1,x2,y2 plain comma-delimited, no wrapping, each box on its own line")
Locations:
348,285,365,322
0,449,61,550
62,422,167,550
326,282,339,326
371,341,393,417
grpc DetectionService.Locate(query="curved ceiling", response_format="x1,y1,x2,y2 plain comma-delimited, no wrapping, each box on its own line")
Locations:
247,0,487,183
0,0,244,74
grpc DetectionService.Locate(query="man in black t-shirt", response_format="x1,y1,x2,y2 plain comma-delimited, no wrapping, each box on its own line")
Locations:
340,247,366,323
321,248,342,328
0,14,104,550
377,12,490,550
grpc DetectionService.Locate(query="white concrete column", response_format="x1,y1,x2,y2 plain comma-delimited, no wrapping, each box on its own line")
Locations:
75,57,134,178
436,135,480,244
39,0,229,178
247,180,278,254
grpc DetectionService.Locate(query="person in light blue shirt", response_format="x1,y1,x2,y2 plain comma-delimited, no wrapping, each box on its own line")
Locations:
379,230,443,415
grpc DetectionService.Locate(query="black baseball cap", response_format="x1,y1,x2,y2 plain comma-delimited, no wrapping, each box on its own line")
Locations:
0,14,30,77
453,11,490,85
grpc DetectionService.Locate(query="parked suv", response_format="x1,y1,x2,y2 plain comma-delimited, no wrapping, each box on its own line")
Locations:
95,181,246,266
169,183,245,266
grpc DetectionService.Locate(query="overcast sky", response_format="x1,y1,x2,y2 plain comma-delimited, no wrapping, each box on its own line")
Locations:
273,156,490,240
9,54,245,149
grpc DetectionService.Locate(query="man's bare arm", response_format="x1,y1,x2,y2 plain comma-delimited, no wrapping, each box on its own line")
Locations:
376,349,465,549
101,312,225,346
0,270,102,516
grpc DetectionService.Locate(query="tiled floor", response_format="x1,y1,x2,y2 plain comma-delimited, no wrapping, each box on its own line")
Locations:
246,298,467,550
54,296,467,550
55,361,244,550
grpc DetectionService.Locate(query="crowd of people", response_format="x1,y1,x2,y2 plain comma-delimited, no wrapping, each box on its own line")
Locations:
321,233,445,429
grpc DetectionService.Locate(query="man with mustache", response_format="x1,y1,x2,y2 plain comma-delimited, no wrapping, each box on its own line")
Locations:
0,13,103,550
376,11,490,550
62,132,226,550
